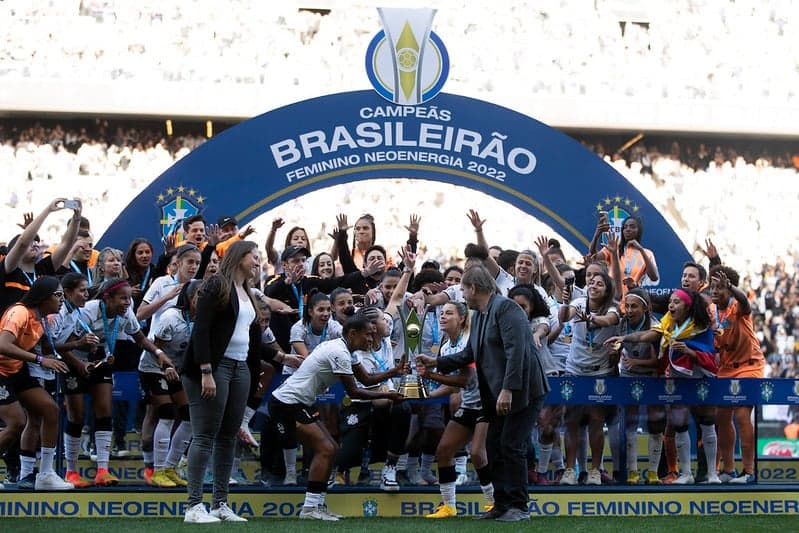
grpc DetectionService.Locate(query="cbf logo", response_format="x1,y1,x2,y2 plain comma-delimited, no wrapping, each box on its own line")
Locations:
794,380,799,397
362,499,378,517
560,380,575,401
630,380,645,402
729,379,741,396
664,379,676,395
595,194,638,245
760,381,774,402
365,8,449,105
594,379,606,395
696,381,710,401
157,185,204,242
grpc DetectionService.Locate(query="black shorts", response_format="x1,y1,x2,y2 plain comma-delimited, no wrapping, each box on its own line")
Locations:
63,363,113,395
269,397,319,441
0,364,42,405
139,371,183,400
451,406,486,431
339,402,373,433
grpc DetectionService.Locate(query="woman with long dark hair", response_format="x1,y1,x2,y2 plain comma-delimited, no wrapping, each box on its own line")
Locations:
182,240,262,523
0,276,72,491
558,271,620,486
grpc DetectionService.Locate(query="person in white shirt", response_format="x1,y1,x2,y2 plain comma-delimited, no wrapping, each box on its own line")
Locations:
270,315,404,521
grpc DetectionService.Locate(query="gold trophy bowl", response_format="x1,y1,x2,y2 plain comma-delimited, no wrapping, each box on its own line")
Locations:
398,373,429,399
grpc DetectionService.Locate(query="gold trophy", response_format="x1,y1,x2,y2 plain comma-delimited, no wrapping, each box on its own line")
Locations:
397,306,429,399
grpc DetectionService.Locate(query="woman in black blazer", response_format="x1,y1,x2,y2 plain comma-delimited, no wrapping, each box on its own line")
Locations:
182,240,261,524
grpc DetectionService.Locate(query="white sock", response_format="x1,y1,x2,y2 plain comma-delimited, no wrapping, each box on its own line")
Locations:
481,482,495,505
577,427,588,473
648,433,663,473
700,424,718,475
407,456,420,479
303,491,323,508
20,454,36,478
40,447,56,474
454,455,467,475
65,434,81,472
165,421,192,468
241,406,255,428
626,430,639,471
283,448,297,476
95,430,112,470
440,481,456,507
537,442,553,474
551,436,565,470
608,417,621,472
420,453,436,476
154,419,174,470
675,430,692,476
396,453,408,471
143,450,153,467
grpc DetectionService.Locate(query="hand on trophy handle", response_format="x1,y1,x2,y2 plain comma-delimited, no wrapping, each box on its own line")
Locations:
415,361,428,377
396,351,410,375
415,354,437,368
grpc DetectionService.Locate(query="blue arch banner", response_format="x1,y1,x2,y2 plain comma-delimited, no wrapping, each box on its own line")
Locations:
99,90,688,289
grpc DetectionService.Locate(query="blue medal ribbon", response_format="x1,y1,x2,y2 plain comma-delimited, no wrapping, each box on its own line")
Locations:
623,248,642,277
100,301,120,357
290,282,304,319
140,265,151,291
65,300,92,335
71,260,92,285
714,297,734,331
36,310,60,360
21,269,37,286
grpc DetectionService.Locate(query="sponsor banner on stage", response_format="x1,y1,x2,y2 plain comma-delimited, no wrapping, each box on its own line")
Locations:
2,491,798,518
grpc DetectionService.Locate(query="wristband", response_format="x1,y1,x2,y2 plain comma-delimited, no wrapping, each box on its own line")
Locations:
35,355,44,364
201,367,212,375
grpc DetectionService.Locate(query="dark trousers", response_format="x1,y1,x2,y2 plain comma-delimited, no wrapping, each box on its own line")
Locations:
486,396,544,513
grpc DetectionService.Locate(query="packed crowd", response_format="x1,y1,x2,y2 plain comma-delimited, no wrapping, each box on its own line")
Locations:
2,1,797,103
0,192,793,522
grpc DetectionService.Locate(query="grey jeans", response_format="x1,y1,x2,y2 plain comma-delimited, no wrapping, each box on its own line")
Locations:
183,358,251,507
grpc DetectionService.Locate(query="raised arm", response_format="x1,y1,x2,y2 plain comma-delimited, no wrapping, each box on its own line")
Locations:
4,198,65,273
588,211,610,256
466,209,499,277
385,245,416,319
264,218,284,265
404,214,420,254
535,235,565,289
50,201,82,268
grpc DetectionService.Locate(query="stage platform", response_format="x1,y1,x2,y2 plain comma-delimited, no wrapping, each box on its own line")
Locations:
0,483,797,518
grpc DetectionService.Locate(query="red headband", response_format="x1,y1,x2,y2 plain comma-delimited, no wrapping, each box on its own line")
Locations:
103,280,130,297
674,289,693,307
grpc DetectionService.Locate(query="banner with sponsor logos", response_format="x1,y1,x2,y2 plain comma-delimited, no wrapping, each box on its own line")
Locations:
110,373,799,406
1,490,797,518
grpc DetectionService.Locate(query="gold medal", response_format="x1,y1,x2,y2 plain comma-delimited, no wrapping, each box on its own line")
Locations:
342,396,352,407
431,343,440,355
563,336,572,345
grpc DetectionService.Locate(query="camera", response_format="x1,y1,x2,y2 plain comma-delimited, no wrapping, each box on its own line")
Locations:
62,199,81,210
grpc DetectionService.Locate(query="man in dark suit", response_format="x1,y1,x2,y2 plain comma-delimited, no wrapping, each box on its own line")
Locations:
419,265,549,521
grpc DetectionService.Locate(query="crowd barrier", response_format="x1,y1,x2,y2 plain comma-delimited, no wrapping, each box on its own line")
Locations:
110,373,799,406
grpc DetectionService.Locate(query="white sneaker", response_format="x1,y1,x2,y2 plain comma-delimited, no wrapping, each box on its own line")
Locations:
299,505,340,521
455,473,469,486
283,470,297,486
673,473,695,485
380,464,399,492
320,504,343,519
0,481,5,490
228,477,238,486
35,472,74,491
701,472,722,484
210,502,247,522
585,468,602,485
559,467,578,486
185,503,221,524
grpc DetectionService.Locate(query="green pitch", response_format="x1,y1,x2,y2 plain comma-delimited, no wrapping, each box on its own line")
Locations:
7,516,793,533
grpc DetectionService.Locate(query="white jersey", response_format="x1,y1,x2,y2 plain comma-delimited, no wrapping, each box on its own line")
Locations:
444,268,516,303
564,297,620,376
285,318,343,375
272,337,353,406
141,307,191,373
76,300,140,361
351,337,396,401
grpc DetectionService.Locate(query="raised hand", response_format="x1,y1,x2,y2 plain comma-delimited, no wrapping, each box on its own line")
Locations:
404,214,421,235
606,231,620,255
239,225,255,238
336,213,350,232
535,235,549,255
703,237,719,259
466,209,486,232
16,212,34,230
271,218,285,231
399,244,416,271
205,224,222,247
365,255,385,276
712,269,731,289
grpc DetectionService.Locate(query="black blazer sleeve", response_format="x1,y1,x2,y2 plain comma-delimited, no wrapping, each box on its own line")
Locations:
336,229,358,274
190,276,223,368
